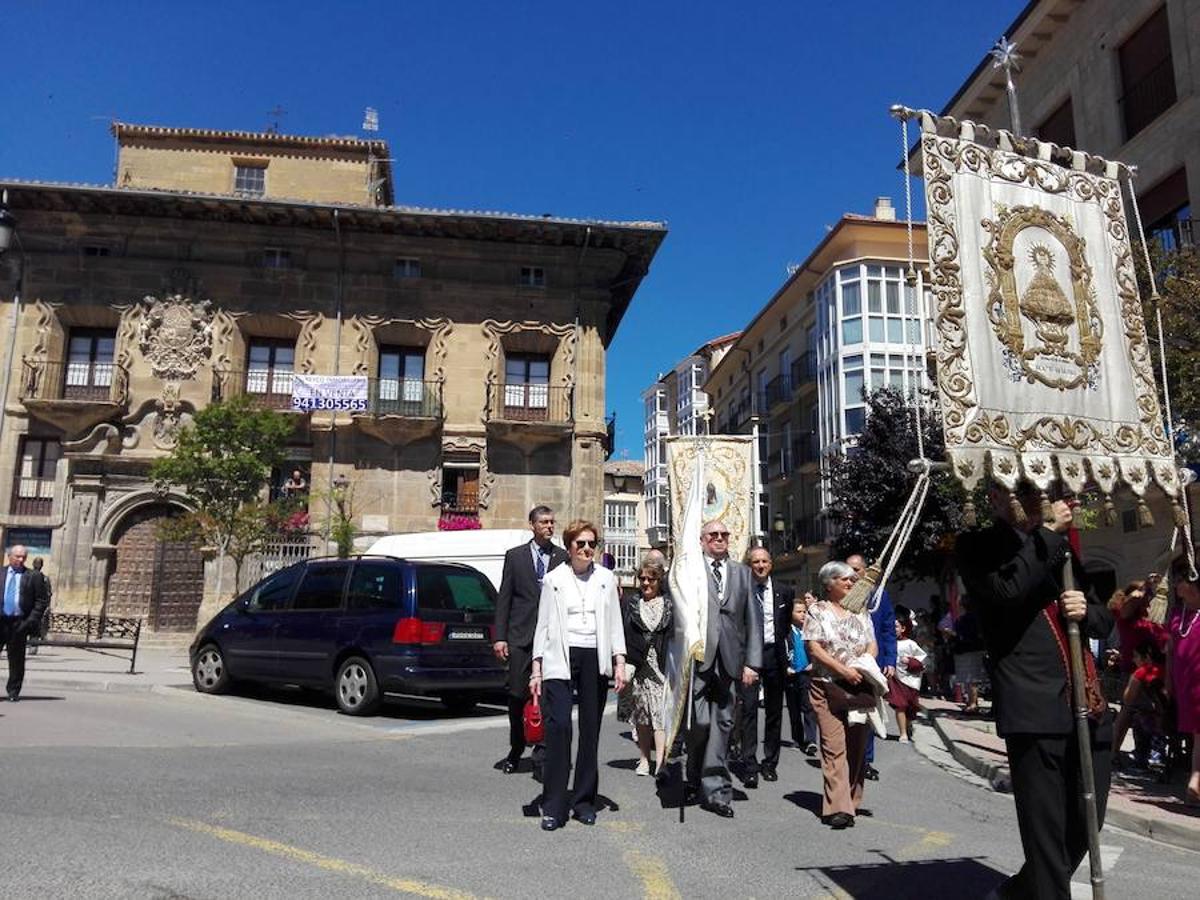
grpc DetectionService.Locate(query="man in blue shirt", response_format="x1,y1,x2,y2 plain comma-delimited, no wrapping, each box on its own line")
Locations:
847,553,896,781
1,544,51,701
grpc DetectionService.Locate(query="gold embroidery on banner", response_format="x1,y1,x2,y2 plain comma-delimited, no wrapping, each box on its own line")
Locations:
921,131,1171,469
981,206,1102,390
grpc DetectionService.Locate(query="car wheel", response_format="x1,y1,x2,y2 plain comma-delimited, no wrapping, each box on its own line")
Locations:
442,693,478,715
335,656,381,716
193,644,232,694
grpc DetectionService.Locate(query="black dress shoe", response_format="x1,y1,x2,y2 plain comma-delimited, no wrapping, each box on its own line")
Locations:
699,800,735,819
743,774,759,789
540,816,563,831
6,691,18,702
805,743,818,756
761,767,778,782
827,812,854,829
501,758,520,774
864,764,879,781
572,809,596,826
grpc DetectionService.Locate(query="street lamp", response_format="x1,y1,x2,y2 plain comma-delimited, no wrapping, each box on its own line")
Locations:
772,512,786,553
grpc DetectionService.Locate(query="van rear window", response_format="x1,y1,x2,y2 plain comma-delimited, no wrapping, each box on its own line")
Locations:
417,567,496,613
347,561,403,610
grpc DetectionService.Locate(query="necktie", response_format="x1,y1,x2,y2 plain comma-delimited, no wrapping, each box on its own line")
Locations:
711,558,722,594
755,582,765,604
3,570,17,617
535,550,546,583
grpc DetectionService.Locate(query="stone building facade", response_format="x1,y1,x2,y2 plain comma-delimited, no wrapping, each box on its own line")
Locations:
0,123,665,631
941,0,1196,248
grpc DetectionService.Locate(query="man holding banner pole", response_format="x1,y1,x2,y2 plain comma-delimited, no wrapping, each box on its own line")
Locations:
684,520,762,819
956,483,1112,900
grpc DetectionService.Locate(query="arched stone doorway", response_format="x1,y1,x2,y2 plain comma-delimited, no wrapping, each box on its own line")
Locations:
105,503,205,632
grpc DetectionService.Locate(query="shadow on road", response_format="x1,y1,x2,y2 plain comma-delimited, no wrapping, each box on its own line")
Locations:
220,683,507,722
783,789,823,819
796,854,1006,897
7,695,65,703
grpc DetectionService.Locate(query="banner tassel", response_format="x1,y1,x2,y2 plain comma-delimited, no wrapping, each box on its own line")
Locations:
1172,498,1188,530
842,564,880,614
1137,497,1155,529
1102,494,1118,528
1009,491,1027,526
1148,573,1170,625
963,497,977,528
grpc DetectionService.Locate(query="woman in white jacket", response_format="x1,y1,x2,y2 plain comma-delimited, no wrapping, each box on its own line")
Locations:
531,519,627,831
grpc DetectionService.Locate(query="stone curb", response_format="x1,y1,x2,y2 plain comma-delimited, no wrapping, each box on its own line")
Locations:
928,711,1200,854
20,679,192,696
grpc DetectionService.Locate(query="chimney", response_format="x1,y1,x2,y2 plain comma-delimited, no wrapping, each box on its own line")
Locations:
874,196,896,221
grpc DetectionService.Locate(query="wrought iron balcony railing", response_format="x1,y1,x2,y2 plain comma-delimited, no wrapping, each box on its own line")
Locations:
212,368,296,410
20,358,129,404
487,383,573,424
360,378,444,418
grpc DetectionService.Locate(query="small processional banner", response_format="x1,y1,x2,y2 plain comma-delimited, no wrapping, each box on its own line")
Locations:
917,112,1181,514
664,436,755,560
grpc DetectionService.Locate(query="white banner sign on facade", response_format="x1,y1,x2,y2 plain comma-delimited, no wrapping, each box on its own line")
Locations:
661,435,755,747
918,113,1181,514
290,374,369,413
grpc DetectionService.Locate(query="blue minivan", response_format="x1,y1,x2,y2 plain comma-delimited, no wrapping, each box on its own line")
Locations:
189,555,505,715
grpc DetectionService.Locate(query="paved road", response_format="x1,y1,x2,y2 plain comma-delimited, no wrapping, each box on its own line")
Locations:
0,684,1194,898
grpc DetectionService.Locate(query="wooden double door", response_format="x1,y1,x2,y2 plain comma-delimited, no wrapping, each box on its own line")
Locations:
105,505,205,632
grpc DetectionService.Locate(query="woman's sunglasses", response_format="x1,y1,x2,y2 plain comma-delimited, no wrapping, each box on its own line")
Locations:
573,539,598,549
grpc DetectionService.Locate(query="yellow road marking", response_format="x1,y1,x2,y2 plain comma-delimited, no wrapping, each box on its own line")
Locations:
623,849,682,900
168,817,478,899
896,829,954,857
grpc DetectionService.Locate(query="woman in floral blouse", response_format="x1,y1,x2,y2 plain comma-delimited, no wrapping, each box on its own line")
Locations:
804,560,877,829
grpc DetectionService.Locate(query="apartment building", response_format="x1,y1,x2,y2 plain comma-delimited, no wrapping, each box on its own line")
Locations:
640,332,739,548
943,0,1197,249
705,199,930,589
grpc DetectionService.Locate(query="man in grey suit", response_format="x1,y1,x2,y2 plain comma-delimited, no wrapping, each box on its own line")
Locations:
686,520,763,818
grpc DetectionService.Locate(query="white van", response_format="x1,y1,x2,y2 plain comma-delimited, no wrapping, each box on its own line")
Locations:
366,529,556,589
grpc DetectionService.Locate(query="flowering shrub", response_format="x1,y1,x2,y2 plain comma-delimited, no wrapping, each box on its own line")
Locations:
438,513,482,531
282,510,311,534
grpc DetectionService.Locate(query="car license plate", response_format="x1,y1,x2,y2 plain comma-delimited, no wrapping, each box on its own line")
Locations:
447,627,486,641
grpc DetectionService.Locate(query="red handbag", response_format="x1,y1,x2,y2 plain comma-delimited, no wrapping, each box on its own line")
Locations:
523,697,544,744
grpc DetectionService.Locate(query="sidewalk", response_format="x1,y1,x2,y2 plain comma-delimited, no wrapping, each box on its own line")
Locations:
19,643,194,694
925,698,1200,854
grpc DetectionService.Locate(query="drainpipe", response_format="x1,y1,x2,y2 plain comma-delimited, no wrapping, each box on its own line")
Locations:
325,209,345,542
574,226,591,516
0,228,25,469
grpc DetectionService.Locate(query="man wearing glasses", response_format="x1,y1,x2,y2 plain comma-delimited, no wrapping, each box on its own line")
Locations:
686,521,763,818
495,506,569,775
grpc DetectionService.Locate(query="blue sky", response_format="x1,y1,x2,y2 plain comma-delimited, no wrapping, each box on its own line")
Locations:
0,0,1024,459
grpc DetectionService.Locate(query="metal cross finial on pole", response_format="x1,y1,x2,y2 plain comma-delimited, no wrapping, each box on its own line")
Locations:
700,406,714,436
989,36,1024,136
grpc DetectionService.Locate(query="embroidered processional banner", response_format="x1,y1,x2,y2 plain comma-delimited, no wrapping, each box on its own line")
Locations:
918,113,1181,515
661,435,754,746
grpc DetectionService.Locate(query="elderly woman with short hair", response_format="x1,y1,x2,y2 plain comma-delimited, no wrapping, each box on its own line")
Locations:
531,520,627,831
620,556,673,778
804,560,877,829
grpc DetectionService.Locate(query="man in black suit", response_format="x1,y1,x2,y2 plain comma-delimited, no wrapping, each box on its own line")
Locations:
494,505,568,774
686,520,763,818
956,484,1113,900
1,544,52,701
736,546,794,787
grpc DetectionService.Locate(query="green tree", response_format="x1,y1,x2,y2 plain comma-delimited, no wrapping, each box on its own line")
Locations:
827,386,976,581
150,395,295,599
1137,240,1200,460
